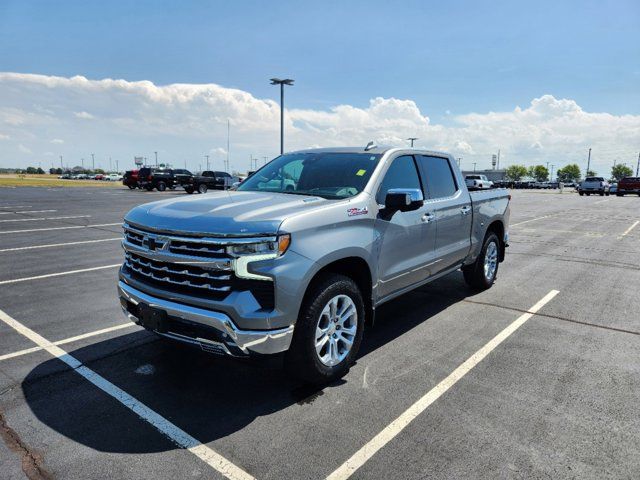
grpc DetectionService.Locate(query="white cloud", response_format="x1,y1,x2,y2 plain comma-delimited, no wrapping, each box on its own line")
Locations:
74,111,94,119
50,138,64,144
0,72,638,175
18,144,31,153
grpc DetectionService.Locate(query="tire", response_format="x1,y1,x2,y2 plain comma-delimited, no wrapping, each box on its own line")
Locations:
605,192,610,196
462,232,500,291
586,193,591,196
128,185,135,190
157,181,167,192
145,185,153,191
198,184,208,194
579,191,584,196
616,193,623,197
285,274,365,384
184,186,194,194
599,191,605,196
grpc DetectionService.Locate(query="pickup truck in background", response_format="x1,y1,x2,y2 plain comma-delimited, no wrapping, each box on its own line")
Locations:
184,170,233,194
123,169,139,189
118,146,510,383
138,167,193,191
578,176,610,196
465,174,493,190
617,176,640,196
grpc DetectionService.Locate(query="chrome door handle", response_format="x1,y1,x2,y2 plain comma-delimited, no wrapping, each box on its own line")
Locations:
421,213,435,223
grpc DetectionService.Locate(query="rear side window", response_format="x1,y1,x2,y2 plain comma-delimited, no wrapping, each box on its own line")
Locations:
376,155,421,204
418,156,458,199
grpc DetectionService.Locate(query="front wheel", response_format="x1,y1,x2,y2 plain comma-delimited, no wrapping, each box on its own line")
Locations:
184,186,194,194
157,181,167,192
198,184,208,194
462,232,500,290
285,274,364,384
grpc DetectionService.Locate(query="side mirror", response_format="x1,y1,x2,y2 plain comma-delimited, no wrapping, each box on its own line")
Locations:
384,188,424,212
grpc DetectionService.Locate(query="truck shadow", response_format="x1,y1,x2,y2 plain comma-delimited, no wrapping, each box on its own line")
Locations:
22,273,474,454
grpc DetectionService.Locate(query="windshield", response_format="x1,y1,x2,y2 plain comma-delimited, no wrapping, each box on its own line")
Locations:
237,152,382,199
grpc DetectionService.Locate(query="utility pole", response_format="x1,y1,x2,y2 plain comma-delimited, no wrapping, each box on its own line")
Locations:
205,155,210,171
586,147,591,177
497,149,501,170
154,151,158,167
91,153,95,171
636,152,640,177
263,156,268,166
551,164,555,181
109,156,112,172
60,155,63,169
227,119,230,172
407,137,418,147
81,158,84,169
473,162,477,172
270,78,294,155
115,159,119,172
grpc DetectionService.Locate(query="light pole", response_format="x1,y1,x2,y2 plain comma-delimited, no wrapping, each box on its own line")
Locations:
586,147,591,176
154,151,158,167
205,155,210,171
263,156,268,166
270,78,294,155
91,153,95,171
551,164,555,181
636,152,640,177
59,155,63,169
473,162,477,172
407,137,418,147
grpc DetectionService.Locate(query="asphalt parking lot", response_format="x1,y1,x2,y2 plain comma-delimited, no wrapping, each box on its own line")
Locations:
0,186,638,479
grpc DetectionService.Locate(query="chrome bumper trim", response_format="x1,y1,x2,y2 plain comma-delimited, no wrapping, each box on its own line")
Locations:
118,281,293,355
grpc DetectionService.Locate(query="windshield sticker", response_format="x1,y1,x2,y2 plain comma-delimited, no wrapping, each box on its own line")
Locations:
347,206,368,217
356,169,367,176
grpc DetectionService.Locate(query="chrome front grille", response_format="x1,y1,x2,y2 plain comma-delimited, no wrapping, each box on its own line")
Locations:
121,223,276,309
124,252,231,292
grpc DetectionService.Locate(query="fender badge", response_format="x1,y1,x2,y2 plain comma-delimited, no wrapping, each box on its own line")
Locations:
347,206,368,217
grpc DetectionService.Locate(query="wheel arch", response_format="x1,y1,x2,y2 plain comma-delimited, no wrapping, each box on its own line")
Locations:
486,219,506,262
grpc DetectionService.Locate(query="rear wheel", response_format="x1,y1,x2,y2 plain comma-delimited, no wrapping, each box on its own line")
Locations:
145,185,153,191
184,186,194,194
462,232,500,291
198,184,208,194
579,192,584,196
157,182,167,192
285,274,364,384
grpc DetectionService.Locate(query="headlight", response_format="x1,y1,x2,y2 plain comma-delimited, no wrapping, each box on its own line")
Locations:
226,234,290,257
231,234,291,281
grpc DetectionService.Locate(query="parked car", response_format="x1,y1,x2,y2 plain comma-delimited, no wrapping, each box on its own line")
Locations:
578,177,610,196
138,168,192,191
106,173,123,181
118,146,510,383
184,170,232,194
122,170,139,189
465,174,493,190
609,183,618,195
617,177,640,196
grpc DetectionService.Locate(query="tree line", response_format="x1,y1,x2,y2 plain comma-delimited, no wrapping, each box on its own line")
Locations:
505,163,634,182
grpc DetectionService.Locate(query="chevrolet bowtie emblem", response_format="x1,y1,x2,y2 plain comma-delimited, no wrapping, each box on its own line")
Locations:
144,236,166,251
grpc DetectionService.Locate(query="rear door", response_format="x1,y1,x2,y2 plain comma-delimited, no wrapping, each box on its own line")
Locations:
416,155,472,272
374,155,437,299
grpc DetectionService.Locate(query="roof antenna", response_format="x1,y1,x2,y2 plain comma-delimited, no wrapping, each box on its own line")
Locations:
364,141,377,151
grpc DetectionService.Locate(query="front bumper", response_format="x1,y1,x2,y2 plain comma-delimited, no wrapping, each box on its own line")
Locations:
118,280,294,356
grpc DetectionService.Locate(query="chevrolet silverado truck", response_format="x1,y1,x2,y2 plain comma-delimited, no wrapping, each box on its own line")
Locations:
578,176,610,196
118,146,510,383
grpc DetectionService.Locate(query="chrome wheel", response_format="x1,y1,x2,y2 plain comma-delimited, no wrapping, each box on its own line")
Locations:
315,294,358,367
484,241,498,281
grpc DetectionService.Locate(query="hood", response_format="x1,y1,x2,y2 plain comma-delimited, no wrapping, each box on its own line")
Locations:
124,190,332,236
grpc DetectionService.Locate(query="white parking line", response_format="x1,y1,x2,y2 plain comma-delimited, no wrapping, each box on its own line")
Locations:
0,264,121,285
0,222,121,234
594,199,609,204
0,209,58,215
0,322,136,361
620,220,639,238
0,308,254,480
327,289,560,480
0,237,121,253
0,205,32,209
0,215,90,223
510,213,561,227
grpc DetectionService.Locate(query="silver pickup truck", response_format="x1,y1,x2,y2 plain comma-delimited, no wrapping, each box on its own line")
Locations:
118,146,510,383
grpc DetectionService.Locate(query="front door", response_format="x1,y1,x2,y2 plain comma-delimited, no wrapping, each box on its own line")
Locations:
374,155,437,299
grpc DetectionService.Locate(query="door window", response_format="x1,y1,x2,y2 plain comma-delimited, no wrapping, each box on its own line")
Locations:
376,155,422,204
418,156,458,199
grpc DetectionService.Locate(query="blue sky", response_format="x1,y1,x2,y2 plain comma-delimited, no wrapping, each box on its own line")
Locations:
0,0,638,172
1,0,638,121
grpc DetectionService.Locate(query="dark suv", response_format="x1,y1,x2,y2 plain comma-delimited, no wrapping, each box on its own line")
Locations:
138,168,193,191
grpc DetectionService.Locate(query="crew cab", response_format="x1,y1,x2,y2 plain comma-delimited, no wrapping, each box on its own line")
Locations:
465,174,493,190
184,170,233,194
578,177,610,196
617,177,640,196
118,146,510,383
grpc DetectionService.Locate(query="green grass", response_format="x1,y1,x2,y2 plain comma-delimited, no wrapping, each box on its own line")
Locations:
0,174,123,188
